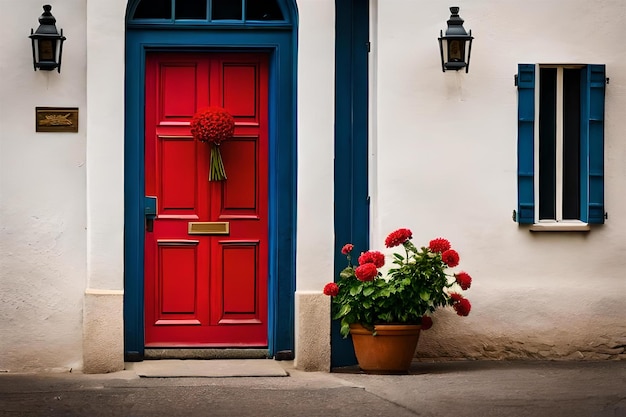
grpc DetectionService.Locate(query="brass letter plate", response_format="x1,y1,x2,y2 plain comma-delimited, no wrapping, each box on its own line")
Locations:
36,107,79,133
188,222,230,235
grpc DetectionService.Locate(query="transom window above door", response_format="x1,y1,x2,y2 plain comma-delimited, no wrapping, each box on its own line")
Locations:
132,0,284,22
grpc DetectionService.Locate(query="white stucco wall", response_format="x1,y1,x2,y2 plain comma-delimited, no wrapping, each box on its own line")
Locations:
85,0,126,293
82,0,126,374
0,0,126,373
0,0,87,372
294,0,335,370
372,0,626,359
295,0,336,293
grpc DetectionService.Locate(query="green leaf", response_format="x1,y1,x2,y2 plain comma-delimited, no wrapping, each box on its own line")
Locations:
340,322,351,338
337,304,351,317
339,267,354,279
363,286,375,297
379,312,392,321
349,284,362,296
420,291,431,301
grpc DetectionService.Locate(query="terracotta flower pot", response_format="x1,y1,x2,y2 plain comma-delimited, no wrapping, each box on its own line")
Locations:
349,323,421,374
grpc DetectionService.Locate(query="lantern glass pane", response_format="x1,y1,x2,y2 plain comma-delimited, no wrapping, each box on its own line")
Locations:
39,40,55,60
448,40,464,62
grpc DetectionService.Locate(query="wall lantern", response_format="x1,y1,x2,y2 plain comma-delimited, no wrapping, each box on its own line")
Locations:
29,5,66,73
438,6,473,73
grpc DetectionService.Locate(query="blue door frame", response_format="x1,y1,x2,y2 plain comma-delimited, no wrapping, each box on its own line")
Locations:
332,0,370,367
123,1,298,361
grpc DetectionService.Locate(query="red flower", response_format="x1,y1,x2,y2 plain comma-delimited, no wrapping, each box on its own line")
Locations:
442,249,460,267
449,292,464,303
355,263,378,281
341,244,354,255
454,298,472,316
385,228,413,248
455,272,472,290
190,107,235,145
429,238,451,253
358,251,385,268
323,282,340,297
420,316,433,330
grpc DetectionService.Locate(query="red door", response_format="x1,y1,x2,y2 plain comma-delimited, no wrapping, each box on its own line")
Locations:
144,53,269,347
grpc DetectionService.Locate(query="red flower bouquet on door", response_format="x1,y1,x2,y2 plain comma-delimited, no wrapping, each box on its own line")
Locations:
190,107,235,181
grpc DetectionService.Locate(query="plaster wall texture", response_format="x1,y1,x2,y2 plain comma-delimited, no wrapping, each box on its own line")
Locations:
293,0,335,370
85,0,126,293
295,0,336,294
371,0,626,360
80,0,127,374
0,0,87,372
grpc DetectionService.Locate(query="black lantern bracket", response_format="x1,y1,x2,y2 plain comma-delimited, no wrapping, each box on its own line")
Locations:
438,6,473,73
29,5,66,73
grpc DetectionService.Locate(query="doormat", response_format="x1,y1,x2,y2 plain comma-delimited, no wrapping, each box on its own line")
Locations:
129,359,289,378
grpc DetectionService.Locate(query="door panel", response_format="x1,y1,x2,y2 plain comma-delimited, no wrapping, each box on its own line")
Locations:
160,137,198,212
222,138,257,209
144,53,269,347
223,65,258,117
157,241,202,324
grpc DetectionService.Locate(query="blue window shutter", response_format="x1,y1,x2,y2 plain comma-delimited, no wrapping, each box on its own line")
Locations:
582,65,606,224
517,64,535,223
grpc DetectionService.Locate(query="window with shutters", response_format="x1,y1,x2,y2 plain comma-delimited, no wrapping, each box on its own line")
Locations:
516,64,606,230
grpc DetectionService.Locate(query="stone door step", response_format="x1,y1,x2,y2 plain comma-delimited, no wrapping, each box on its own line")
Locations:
128,359,288,378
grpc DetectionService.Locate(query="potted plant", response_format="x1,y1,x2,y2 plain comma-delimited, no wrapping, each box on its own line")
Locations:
323,228,473,373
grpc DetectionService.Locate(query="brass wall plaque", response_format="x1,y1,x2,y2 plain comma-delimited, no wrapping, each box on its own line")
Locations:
188,222,230,235
36,107,78,132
